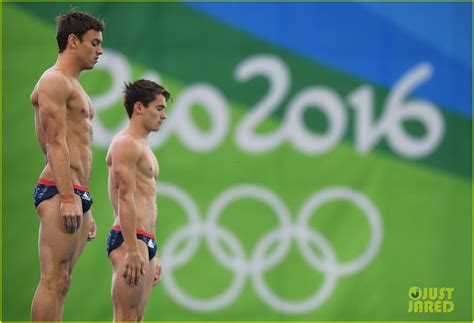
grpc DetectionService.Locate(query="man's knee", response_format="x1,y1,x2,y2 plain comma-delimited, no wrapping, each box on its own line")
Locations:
41,269,71,295
60,272,72,296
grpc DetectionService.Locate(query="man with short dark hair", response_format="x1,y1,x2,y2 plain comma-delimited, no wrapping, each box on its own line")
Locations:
30,10,104,321
106,79,170,321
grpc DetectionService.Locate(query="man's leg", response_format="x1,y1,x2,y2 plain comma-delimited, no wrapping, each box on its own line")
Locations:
56,211,91,320
31,195,89,321
109,240,150,322
137,257,157,322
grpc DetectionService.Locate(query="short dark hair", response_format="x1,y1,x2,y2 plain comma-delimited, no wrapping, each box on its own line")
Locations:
56,10,104,53
123,79,171,118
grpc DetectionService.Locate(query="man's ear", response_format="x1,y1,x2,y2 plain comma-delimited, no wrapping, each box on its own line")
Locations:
67,34,80,50
134,101,144,115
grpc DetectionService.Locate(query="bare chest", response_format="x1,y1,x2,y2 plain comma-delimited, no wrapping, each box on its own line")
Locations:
68,83,94,121
138,148,159,179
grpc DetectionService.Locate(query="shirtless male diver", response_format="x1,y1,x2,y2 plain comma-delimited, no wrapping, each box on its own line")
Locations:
30,10,104,321
106,79,170,321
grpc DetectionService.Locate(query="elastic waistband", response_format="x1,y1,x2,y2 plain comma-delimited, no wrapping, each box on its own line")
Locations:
37,179,89,192
111,225,155,239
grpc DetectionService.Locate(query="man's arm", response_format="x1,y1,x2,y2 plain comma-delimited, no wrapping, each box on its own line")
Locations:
38,73,82,233
111,136,145,286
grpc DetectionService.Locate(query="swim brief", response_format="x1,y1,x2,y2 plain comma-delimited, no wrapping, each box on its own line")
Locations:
106,225,157,260
33,179,93,213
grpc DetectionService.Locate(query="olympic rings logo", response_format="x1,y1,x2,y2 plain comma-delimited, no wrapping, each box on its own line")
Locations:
158,183,383,314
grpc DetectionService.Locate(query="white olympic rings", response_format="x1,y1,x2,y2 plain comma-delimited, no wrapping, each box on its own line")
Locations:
158,182,383,314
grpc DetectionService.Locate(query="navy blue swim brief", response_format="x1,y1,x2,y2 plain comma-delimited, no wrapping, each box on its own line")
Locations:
33,179,93,213
106,226,157,260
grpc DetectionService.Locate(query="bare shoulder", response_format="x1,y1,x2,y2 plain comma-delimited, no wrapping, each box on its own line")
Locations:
109,133,143,163
37,70,73,98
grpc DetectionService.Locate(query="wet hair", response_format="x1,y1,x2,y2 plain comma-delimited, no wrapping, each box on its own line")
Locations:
123,79,171,118
56,10,104,53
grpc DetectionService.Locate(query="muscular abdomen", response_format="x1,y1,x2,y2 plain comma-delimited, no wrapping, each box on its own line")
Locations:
66,116,93,184
134,178,157,231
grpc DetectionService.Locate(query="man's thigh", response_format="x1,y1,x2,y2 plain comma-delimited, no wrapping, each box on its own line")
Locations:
110,241,150,308
138,257,157,316
70,211,91,268
36,195,88,271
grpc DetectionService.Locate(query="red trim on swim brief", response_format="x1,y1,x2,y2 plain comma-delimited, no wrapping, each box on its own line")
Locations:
111,225,156,239
37,179,89,192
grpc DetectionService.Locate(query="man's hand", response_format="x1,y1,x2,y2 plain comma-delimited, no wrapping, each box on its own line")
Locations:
87,214,97,241
123,250,145,287
60,194,82,233
153,258,162,287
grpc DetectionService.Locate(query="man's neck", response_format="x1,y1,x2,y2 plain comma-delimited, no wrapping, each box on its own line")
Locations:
55,53,82,79
127,120,150,141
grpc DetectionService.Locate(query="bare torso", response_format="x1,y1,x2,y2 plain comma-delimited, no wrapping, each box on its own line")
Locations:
106,133,159,233
31,68,94,186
